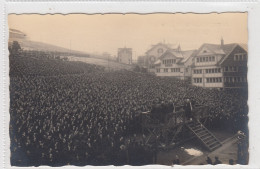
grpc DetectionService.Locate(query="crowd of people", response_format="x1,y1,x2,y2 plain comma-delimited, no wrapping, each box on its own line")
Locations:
9,54,248,166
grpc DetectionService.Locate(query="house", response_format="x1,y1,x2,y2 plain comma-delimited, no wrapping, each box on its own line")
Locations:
145,43,178,72
154,48,197,80
192,39,247,88
118,48,132,64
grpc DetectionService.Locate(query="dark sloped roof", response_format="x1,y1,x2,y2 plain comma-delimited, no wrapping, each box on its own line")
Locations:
239,43,248,52
180,50,197,63
218,43,247,64
199,43,225,55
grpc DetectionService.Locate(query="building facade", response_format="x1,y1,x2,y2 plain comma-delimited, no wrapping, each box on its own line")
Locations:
117,48,132,64
154,49,196,80
191,40,247,88
145,43,176,71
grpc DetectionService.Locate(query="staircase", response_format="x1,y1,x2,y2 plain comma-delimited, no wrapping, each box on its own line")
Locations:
186,120,222,151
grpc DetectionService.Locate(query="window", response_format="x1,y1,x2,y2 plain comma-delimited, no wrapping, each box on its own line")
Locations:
158,48,163,53
239,54,243,61
212,56,215,61
197,58,199,63
194,78,202,83
164,68,168,72
156,69,160,73
200,58,202,62
186,68,188,72
209,57,212,62
225,67,228,72
205,57,208,62
234,53,247,61
171,68,174,72
244,54,247,60
206,69,209,73
219,78,222,82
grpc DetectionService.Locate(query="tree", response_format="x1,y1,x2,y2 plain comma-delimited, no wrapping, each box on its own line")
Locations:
12,41,21,53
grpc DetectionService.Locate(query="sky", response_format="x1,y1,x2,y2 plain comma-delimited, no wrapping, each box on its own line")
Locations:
8,13,247,59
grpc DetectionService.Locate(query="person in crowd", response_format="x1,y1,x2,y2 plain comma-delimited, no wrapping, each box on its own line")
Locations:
172,155,180,165
9,52,248,166
229,159,234,165
206,156,212,164
213,156,222,165
184,98,193,122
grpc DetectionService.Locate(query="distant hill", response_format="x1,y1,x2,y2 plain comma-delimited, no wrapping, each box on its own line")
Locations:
9,29,90,57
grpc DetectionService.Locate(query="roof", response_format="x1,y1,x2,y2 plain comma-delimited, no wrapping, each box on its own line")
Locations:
198,43,226,55
239,43,248,52
158,49,197,64
196,43,248,65
159,49,183,59
180,50,197,63
145,43,176,55
218,43,247,64
154,59,161,65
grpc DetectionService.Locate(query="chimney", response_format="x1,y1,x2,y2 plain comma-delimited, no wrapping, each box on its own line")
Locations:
221,37,224,47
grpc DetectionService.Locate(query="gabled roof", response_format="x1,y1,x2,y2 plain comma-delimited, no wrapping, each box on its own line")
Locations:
197,43,225,55
145,43,176,55
195,42,248,65
159,49,183,59
179,50,197,63
158,49,197,64
218,43,247,65
239,43,248,52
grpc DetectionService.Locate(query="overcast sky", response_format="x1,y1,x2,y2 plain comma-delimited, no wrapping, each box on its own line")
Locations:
8,13,247,59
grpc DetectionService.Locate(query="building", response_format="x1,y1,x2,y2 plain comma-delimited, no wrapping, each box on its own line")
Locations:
145,43,178,71
154,48,197,80
117,48,132,64
192,39,247,88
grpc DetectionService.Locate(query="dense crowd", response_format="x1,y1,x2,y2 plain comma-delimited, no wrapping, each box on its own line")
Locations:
9,56,104,77
9,55,248,166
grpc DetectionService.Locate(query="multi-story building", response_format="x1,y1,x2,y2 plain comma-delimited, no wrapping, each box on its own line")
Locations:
117,48,132,64
145,43,177,72
154,49,197,80
192,39,247,88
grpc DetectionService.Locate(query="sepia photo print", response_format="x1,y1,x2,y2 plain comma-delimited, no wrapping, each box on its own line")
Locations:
8,13,249,166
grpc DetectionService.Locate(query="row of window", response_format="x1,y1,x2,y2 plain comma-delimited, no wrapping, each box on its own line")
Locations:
223,66,238,72
193,69,202,74
224,76,247,83
234,53,247,61
193,77,247,84
206,77,222,83
156,68,181,73
205,68,221,73
194,77,223,83
194,78,202,83
162,59,176,64
193,67,243,74
196,56,215,63
194,68,221,74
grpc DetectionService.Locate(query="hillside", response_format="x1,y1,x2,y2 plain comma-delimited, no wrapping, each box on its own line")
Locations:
9,29,90,57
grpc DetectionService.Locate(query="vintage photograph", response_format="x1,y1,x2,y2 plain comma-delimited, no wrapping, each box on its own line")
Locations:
8,13,248,166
